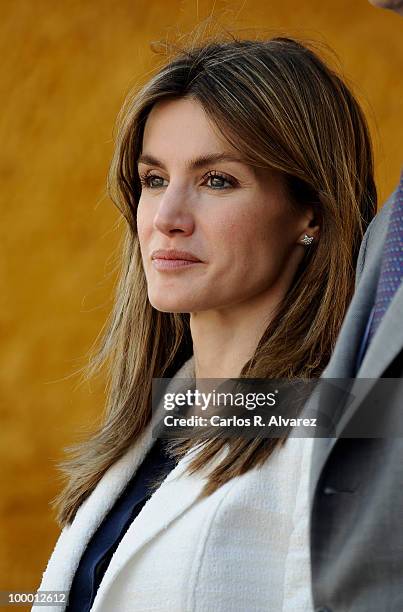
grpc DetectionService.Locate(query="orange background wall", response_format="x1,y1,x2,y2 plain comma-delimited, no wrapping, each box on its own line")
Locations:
1,0,402,601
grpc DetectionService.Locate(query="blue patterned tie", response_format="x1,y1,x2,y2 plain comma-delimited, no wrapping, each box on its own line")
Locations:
367,171,403,345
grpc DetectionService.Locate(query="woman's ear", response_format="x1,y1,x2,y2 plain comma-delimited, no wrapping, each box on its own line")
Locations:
298,210,320,246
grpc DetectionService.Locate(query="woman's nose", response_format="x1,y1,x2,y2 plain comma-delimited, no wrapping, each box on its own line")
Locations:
153,184,195,236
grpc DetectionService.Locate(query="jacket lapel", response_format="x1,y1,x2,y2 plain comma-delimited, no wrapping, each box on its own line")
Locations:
34,408,165,607
33,356,196,611
331,280,403,436
310,278,403,503
309,261,379,501
90,443,228,611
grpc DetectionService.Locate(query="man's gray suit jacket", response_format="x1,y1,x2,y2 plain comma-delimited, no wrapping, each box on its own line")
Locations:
309,191,403,612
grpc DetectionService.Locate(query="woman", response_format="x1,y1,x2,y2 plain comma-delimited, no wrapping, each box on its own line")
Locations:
33,36,376,611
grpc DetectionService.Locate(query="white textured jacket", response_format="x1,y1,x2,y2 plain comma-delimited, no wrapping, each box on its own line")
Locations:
33,357,313,612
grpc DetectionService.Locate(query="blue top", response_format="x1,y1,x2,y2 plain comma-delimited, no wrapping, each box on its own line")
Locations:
65,438,177,612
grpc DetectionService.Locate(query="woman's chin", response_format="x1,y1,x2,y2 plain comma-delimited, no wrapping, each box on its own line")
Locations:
149,297,198,313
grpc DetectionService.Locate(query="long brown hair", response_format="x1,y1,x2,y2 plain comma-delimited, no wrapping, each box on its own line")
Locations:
54,34,376,526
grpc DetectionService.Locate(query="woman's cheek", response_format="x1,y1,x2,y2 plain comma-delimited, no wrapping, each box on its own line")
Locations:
137,204,153,241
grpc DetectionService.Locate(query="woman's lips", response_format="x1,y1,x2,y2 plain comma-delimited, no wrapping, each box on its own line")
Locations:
150,248,203,270
152,258,202,270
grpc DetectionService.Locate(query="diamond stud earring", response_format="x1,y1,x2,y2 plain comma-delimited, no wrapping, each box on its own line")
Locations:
301,234,314,246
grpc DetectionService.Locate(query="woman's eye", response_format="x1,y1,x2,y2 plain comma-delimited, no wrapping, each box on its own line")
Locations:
141,174,168,189
204,173,234,190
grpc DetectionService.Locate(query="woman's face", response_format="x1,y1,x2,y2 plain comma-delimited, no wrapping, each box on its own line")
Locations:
137,97,312,314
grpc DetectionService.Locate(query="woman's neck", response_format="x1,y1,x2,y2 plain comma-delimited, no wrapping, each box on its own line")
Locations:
189,292,280,379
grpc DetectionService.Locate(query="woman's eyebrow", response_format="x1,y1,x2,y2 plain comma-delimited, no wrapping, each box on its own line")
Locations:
137,152,247,170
